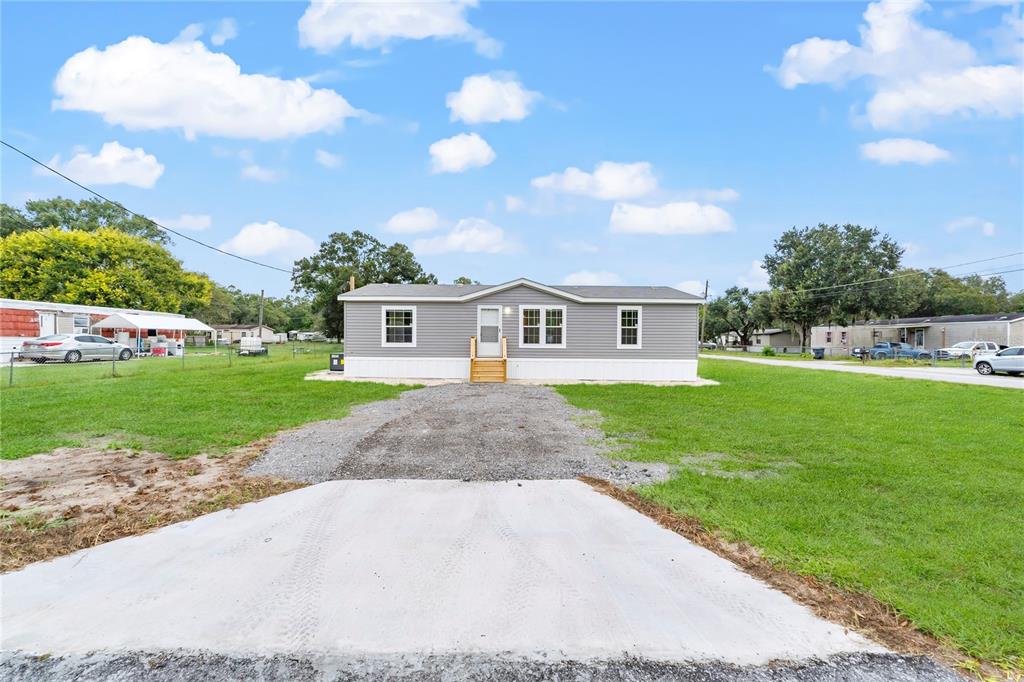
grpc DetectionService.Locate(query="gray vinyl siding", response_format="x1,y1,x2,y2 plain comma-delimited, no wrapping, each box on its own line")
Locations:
344,286,697,359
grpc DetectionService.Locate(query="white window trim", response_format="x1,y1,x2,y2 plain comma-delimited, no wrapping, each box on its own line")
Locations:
617,306,642,349
381,305,417,348
518,304,567,349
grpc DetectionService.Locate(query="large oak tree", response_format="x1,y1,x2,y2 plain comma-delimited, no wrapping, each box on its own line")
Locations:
291,230,436,340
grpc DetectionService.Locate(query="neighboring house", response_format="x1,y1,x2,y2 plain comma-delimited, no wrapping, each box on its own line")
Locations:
213,324,279,344
0,298,188,355
338,278,702,382
811,312,1024,354
716,328,801,348
751,328,802,348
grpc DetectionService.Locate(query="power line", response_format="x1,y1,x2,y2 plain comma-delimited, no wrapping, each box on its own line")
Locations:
772,251,1023,296
782,266,1024,305
1,139,293,275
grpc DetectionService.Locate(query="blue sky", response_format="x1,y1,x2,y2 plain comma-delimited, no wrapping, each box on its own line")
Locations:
2,0,1022,298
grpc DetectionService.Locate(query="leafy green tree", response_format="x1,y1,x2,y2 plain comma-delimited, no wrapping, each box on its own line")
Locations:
1008,290,1024,312
0,228,211,312
454,276,479,284
704,287,773,346
0,197,167,243
762,223,902,346
291,230,436,340
894,269,1015,317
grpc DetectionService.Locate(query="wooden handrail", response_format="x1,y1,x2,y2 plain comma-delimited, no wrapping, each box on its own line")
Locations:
501,336,507,359
469,335,476,360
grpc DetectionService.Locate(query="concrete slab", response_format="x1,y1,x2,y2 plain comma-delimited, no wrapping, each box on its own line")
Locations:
1,480,879,666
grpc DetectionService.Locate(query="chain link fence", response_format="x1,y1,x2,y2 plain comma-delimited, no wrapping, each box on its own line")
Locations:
0,342,343,388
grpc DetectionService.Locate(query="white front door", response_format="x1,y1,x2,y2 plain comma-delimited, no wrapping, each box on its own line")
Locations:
477,306,502,357
38,312,57,336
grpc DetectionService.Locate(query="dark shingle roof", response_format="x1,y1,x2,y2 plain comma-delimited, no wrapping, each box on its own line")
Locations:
340,280,702,302
864,312,1024,325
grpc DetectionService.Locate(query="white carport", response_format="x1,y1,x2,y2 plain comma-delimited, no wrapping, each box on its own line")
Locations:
93,313,215,354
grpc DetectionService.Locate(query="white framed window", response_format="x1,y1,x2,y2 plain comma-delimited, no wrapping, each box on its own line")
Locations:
826,330,833,343
617,306,642,349
381,306,416,347
72,314,90,333
518,305,566,348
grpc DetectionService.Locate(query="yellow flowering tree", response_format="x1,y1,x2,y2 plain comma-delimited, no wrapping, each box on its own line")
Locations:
0,228,212,313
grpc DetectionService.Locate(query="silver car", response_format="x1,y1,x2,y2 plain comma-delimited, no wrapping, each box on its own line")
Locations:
21,334,134,363
973,346,1024,376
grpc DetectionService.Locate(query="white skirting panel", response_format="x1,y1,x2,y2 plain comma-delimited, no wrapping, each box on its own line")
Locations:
345,356,698,382
344,356,470,379
507,358,698,382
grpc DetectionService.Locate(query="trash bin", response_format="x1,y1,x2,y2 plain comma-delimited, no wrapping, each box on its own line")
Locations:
329,353,345,372
812,347,825,360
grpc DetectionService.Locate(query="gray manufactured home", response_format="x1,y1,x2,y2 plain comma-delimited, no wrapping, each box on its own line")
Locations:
338,279,702,382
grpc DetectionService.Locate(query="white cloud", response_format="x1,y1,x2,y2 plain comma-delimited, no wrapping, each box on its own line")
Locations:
532,161,658,200
609,201,735,235
504,195,525,213
241,164,280,182
737,260,770,291
175,23,204,43
220,221,317,262
446,72,540,124
413,218,517,254
155,213,212,232
429,132,495,173
773,0,1022,129
558,240,598,254
54,36,360,140
859,138,952,165
384,207,441,233
43,141,164,188
867,65,1023,128
945,216,996,236
688,188,741,203
675,280,710,297
562,270,622,286
314,149,342,168
298,0,501,58
211,18,238,46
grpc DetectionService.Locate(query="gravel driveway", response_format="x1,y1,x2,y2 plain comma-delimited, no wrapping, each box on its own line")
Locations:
249,383,672,485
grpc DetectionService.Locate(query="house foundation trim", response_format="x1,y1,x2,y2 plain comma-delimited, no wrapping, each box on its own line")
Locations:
343,356,698,382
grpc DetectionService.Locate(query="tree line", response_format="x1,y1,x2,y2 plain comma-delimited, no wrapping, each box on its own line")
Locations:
704,224,1023,347
3,201,1019,343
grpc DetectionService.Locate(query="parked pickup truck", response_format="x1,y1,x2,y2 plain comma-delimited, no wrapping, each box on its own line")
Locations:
935,341,1000,360
854,341,933,360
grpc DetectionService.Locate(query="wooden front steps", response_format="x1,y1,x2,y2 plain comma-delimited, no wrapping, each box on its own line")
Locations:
471,358,507,383
469,335,508,383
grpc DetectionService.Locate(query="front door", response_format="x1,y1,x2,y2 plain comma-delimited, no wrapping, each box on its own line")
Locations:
477,306,502,357
38,312,57,337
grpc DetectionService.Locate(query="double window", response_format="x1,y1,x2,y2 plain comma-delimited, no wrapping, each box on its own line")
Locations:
617,306,642,348
519,305,565,348
382,306,416,346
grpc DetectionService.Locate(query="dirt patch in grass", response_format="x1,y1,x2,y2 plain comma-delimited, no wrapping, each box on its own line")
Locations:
581,476,1013,681
0,441,303,573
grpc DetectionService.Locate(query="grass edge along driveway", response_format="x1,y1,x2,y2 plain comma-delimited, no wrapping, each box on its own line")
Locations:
0,352,412,460
557,359,1023,670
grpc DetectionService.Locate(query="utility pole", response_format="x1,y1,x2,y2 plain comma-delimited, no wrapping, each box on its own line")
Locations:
698,279,709,344
257,289,265,333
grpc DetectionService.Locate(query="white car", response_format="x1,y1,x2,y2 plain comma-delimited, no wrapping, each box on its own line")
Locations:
936,341,999,360
973,347,1024,376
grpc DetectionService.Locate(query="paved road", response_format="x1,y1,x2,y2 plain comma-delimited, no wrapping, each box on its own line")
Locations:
703,353,1023,389
0,480,959,681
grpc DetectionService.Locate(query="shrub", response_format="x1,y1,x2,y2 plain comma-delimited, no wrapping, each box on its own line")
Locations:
761,346,777,356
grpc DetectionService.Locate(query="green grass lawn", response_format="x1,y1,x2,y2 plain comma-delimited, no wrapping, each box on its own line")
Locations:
0,346,408,460
558,359,1024,667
